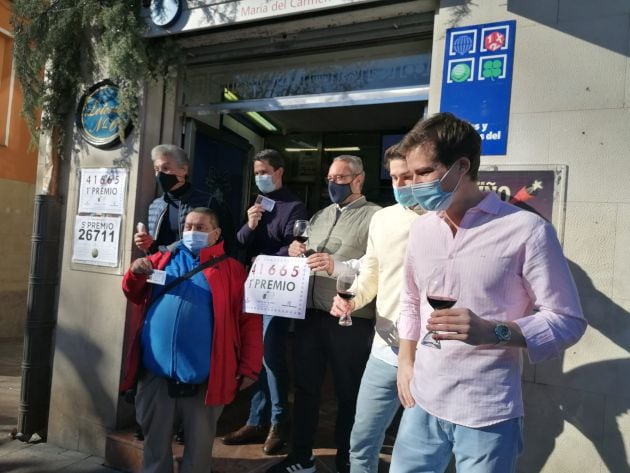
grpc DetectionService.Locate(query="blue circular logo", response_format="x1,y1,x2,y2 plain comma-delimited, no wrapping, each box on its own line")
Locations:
77,80,131,149
453,35,474,55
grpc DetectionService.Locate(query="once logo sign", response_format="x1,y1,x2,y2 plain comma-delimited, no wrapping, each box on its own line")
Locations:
76,80,132,149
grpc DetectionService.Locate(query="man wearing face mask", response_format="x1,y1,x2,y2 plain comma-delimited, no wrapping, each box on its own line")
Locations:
121,207,263,473
134,144,236,257
222,149,307,454
328,146,423,473
391,113,585,473
266,156,380,473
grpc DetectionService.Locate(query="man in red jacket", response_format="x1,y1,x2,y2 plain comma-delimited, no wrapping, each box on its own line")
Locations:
122,207,262,473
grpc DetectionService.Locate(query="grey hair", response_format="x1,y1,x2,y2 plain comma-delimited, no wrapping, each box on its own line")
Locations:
333,155,364,175
151,144,189,168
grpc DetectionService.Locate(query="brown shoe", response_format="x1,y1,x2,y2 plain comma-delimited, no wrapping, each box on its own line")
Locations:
222,424,267,445
262,424,287,455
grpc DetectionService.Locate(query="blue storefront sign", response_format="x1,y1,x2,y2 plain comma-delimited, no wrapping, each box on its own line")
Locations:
76,80,132,149
440,20,516,156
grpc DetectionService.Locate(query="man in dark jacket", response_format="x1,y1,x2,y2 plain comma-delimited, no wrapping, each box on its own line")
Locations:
134,144,236,256
222,149,307,454
122,207,262,473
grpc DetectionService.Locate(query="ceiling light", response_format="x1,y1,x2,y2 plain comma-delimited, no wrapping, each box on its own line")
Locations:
223,88,278,132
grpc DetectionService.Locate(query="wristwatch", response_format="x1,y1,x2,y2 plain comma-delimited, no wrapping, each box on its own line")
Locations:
494,323,511,345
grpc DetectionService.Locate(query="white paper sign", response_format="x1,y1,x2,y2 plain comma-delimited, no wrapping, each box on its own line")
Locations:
72,215,122,267
78,168,127,214
244,255,310,319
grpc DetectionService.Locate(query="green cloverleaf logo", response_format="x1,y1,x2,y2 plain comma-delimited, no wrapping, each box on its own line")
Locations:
482,59,503,80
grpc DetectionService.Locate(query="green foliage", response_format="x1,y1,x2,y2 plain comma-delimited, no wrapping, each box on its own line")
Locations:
11,0,179,148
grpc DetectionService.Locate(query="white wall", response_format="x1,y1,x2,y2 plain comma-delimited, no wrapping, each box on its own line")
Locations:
432,2,630,472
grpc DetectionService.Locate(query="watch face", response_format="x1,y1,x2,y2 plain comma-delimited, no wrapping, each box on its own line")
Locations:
496,324,511,341
151,0,182,28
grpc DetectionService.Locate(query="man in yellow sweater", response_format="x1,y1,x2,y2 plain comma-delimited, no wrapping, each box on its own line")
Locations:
330,146,423,473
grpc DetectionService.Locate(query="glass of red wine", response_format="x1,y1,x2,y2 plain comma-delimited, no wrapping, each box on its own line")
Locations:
421,267,459,349
293,220,311,257
336,271,357,327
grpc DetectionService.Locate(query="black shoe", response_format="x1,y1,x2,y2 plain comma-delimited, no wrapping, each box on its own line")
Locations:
175,428,184,445
265,455,316,473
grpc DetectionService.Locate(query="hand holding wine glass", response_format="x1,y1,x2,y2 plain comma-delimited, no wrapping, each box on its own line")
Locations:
292,220,312,257
421,267,459,349
336,271,357,327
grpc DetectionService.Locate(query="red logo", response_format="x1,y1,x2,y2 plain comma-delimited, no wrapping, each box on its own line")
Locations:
484,31,505,51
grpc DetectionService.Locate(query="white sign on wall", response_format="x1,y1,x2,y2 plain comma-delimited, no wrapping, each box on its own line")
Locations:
72,215,122,267
244,255,310,319
78,168,127,214
146,0,380,37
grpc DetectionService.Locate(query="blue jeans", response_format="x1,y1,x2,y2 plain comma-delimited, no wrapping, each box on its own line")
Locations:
390,404,523,473
349,355,400,473
247,314,290,426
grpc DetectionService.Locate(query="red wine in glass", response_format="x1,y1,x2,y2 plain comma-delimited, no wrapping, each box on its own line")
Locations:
337,291,356,301
422,267,459,349
427,296,456,310
293,220,310,256
336,272,357,327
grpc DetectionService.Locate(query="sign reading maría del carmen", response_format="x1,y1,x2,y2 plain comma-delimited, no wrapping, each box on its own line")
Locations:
146,0,379,36
76,80,132,149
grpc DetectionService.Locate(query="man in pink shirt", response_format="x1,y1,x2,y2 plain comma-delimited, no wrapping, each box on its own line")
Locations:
392,113,586,473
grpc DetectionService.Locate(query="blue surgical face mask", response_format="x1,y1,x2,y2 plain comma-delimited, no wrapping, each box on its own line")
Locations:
411,165,462,212
328,181,353,204
393,184,416,207
182,230,209,253
255,174,276,194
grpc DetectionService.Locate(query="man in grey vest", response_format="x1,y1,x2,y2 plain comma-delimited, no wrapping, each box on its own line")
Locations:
266,156,381,473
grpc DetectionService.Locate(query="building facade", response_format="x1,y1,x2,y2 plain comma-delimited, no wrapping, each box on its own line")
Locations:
40,1,630,472
0,0,39,338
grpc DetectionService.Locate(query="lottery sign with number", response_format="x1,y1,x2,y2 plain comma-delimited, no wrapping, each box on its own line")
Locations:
244,255,310,319
72,215,121,267
78,168,127,214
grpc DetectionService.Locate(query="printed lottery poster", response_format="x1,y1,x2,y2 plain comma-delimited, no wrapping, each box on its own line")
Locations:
72,215,122,267
244,255,310,319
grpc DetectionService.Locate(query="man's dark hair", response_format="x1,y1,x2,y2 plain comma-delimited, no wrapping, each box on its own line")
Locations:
254,149,285,170
382,144,405,172
399,112,481,180
190,207,220,228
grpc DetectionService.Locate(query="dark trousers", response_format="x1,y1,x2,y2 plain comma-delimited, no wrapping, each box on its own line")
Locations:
291,308,374,464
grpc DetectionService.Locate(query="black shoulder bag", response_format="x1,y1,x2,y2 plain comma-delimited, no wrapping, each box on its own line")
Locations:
148,253,229,308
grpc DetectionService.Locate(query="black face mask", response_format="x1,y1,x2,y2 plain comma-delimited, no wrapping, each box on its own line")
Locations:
156,172,179,193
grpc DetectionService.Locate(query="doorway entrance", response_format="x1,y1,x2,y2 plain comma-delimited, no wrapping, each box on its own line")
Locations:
180,40,430,222
184,99,426,223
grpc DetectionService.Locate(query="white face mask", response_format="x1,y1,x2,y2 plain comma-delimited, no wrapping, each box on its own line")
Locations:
255,174,276,194
182,231,208,253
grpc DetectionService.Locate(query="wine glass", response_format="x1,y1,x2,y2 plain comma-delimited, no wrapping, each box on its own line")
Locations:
293,220,310,257
336,271,357,327
421,267,459,349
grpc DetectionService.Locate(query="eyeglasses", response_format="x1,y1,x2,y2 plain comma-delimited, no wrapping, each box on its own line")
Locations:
326,173,357,183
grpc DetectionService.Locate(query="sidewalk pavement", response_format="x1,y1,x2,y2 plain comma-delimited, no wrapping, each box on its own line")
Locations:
0,338,119,473
0,337,394,473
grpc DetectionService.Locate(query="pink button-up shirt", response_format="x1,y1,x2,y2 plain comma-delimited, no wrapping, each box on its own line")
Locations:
398,192,586,428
